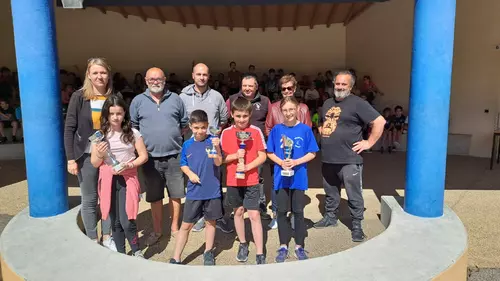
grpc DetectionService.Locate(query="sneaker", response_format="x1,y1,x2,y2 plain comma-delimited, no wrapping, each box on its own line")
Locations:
169,258,181,264
216,218,234,233
192,217,205,232
260,212,272,220
268,218,278,229
12,136,17,143
0,137,7,144
294,247,309,260
290,214,295,230
388,146,393,154
102,237,118,252
203,249,216,266
275,247,288,263
145,232,162,246
236,243,249,262
313,216,338,229
133,250,145,259
256,254,266,265
351,221,366,242
393,141,400,149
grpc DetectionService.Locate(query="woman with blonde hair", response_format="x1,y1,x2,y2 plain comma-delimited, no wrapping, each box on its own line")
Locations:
64,58,116,250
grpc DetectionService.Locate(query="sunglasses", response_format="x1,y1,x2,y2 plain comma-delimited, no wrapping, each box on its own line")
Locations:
281,87,294,91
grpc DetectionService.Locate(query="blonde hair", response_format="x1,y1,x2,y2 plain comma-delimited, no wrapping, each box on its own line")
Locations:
82,58,113,100
280,74,297,88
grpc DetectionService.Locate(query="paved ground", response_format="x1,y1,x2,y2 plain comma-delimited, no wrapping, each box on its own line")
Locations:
1,152,499,276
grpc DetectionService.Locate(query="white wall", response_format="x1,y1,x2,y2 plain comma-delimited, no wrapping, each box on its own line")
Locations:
0,1,346,79
347,0,500,158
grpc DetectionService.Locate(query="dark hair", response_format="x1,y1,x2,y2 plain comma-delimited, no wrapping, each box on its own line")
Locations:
190,109,208,124
268,68,275,73
290,72,296,77
383,107,392,114
230,61,236,66
363,75,371,80
395,105,403,111
241,73,259,85
100,95,134,145
248,64,255,69
231,97,252,113
280,96,299,109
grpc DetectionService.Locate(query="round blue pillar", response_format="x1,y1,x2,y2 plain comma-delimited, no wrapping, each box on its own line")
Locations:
404,0,456,217
10,0,68,217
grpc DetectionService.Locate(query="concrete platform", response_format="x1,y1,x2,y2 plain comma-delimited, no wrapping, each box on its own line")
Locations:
0,195,467,281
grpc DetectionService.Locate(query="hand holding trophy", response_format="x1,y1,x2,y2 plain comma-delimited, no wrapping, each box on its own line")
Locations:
89,131,126,173
281,135,295,177
235,131,251,179
208,127,222,158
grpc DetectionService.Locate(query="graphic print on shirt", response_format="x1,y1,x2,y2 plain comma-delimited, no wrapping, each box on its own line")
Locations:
322,107,342,137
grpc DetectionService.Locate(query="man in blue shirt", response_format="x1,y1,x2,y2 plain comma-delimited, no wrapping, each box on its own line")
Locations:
170,109,223,266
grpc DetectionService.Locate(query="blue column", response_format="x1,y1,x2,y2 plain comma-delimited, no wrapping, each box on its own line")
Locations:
10,0,68,217
404,0,456,218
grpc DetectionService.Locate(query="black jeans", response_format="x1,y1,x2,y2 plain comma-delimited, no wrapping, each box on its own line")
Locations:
276,188,306,247
322,163,364,221
110,175,139,254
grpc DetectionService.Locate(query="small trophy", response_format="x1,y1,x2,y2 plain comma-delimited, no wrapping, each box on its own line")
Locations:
235,131,251,179
281,135,295,177
88,131,125,173
208,127,222,158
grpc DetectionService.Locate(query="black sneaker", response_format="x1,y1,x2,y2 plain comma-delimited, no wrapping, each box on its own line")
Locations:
203,249,215,266
236,243,249,262
313,216,338,229
380,147,384,154
388,146,393,154
169,258,181,264
256,254,266,265
216,218,234,234
12,136,17,143
351,220,366,242
0,137,7,144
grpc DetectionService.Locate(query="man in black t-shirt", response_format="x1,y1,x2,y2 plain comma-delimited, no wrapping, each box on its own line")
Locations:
314,71,385,242
0,99,19,143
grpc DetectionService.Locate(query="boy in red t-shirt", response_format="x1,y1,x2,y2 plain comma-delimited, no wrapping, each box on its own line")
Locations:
221,97,267,265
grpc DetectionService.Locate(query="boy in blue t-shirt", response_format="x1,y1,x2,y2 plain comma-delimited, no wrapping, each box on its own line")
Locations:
171,110,223,266
267,96,319,263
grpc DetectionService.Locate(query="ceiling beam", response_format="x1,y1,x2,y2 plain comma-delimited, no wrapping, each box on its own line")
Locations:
325,3,338,27
261,5,266,32
137,6,147,22
96,7,106,14
226,5,234,31
343,3,357,25
210,6,218,30
277,5,283,31
154,6,166,24
175,6,187,27
118,7,128,19
190,6,200,28
345,2,373,26
293,4,300,30
243,6,250,32
309,3,318,29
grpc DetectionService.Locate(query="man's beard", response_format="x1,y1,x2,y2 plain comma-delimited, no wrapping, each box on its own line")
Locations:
149,84,164,94
334,89,350,99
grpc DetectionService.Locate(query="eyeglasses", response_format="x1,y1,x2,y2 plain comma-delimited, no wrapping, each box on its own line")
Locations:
146,78,165,84
281,87,294,91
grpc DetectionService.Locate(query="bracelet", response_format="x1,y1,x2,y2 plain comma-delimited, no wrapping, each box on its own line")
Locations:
129,162,135,168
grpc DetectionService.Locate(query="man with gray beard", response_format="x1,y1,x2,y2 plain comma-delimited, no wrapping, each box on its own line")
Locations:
130,67,188,246
313,70,385,242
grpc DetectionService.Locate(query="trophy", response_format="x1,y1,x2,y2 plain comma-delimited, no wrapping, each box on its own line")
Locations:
88,131,125,173
281,135,295,177
235,131,251,179
208,126,222,158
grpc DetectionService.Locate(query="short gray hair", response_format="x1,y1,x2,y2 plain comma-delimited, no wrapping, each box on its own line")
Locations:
334,70,356,87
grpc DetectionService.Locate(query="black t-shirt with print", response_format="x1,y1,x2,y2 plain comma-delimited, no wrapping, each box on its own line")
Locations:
320,95,380,164
0,106,15,121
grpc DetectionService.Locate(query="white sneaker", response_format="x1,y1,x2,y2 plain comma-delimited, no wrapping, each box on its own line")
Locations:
102,237,118,252
134,250,145,259
268,218,278,229
290,214,295,230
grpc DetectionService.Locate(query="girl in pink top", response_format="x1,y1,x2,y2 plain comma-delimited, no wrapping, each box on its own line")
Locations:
90,95,148,258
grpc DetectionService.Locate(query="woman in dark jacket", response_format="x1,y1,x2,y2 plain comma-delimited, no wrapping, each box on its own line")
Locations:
64,58,116,250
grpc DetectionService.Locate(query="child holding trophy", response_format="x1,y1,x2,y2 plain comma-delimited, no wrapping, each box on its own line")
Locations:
220,97,267,265
90,95,149,258
266,96,319,263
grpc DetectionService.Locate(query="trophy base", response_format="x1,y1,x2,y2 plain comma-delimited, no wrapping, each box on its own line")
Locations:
235,172,245,179
281,170,294,177
112,163,126,173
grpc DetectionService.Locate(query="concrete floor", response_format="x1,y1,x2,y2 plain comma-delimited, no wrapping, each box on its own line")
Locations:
1,152,499,273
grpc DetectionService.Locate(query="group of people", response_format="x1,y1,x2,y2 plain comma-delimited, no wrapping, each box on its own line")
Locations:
63,57,385,266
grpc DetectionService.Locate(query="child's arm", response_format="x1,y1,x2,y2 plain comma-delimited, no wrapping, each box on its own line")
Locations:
223,149,243,164
267,152,284,167
130,137,148,168
181,166,201,184
244,150,267,171
211,137,223,166
90,142,108,168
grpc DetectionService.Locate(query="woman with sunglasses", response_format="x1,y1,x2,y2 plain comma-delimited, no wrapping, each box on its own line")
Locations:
64,58,117,250
264,74,312,229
